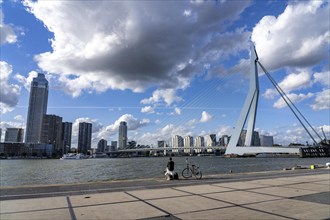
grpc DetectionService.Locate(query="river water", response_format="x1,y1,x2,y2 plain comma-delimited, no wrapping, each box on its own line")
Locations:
1,157,329,187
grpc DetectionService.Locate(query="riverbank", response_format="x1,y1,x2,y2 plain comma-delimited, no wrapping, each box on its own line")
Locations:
1,168,329,219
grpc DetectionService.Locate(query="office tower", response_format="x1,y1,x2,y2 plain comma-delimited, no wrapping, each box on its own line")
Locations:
4,128,24,142
252,131,261,146
219,135,230,146
206,134,217,147
172,135,183,153
110,141,117,151
25,73,48,143
40,114,63,153
0,128,2,142
158,140,166,148
62,122,72,153
78,122,92,154
260,135,274,146
195,136,205,153
118,121,127,149
184,136,194,154
97,139,107,152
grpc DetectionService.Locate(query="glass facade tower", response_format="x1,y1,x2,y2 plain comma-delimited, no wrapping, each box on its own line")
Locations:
118,121,127,149
25,73,48,143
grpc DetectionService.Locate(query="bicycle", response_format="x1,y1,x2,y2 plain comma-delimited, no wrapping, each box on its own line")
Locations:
182,159,202,179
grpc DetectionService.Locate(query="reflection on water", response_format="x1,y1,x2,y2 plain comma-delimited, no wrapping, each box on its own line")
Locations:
1,157,329,187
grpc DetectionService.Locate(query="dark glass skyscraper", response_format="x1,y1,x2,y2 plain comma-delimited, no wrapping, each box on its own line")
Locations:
118,121,127,149
40,114,63,154
62,122,72,153
78,122,92,154
25,73,49,143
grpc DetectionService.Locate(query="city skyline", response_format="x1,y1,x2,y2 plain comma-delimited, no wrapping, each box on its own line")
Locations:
1,0,329,148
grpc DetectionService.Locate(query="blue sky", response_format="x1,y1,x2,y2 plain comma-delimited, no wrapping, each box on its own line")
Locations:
1,0,329,147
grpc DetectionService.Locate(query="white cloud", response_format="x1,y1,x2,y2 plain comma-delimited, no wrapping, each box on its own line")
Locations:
252,1,329,70
96,114,150,140
0,61,20,114
15,71,38,91
273,92,313,109
141,106,154,114
14,115,25,121
263,69,312,99
141,89,183,106
314,70,330,86
0,9,17,44
23,0,251,97
200,111,213,123
311,89,330,111
174,107,181,115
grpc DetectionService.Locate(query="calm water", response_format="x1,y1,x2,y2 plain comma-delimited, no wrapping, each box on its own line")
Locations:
1,157,329,187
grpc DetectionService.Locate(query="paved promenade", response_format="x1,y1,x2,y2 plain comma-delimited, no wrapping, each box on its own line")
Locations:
1,169,329,219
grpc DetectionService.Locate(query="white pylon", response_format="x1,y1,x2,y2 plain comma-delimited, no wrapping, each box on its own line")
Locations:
225,46,259,154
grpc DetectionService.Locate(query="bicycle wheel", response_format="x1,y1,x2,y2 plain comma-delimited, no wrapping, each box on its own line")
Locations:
194,170,202,179
182,167,192,178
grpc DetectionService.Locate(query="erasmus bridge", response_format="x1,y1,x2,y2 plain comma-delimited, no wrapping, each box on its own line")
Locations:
116,46,324,157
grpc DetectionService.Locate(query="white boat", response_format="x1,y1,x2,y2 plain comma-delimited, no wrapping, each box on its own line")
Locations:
60,153,84,160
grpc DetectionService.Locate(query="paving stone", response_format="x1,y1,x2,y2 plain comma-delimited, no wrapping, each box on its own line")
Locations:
248,186,317,198
204,190,281,205
74,201,167,220
0,208,71,220
283,182,330,192
0,196,68,213
70,192,136,206
212,181,264,190
244,198,330,220
174,184,233,194
148,195,231,215
175,206,290,220
128,188,190,200
249,179,297,186
293,192,330,205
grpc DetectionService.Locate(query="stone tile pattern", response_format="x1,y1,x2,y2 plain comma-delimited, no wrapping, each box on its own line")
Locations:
1,174,329,219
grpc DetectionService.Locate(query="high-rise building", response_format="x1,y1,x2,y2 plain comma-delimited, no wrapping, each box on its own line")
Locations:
110,141,117,151
4,128,24,143
25,73,48,143
78,122,92,154
206,134,217,146
260,135,274,146
118,121,127,149
97,139,107,153
195,136,205,153
184,136,194,154
40,114,63,154
62,122,72,153
219,135,230,146
172,135,183,153
0,128,2,142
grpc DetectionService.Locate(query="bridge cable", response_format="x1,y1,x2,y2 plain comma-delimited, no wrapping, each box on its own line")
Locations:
257,61,321,146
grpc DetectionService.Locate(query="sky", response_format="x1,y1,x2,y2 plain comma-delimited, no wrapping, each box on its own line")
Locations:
0,0,329,148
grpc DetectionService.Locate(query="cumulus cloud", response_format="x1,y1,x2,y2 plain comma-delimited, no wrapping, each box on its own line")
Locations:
263,69,313,99
0,61,20,114
310,89,330,111
15,71,38,91
0,9,17,44
97,114,150,139
200,111,213,123
23,0,251,98
252,1,329,70
141,106,154,114
273,92,313,109
314,70,330,86
14,115,25,121
141,89,183,106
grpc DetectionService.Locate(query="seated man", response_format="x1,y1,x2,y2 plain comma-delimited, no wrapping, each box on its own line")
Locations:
164,157,174,180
